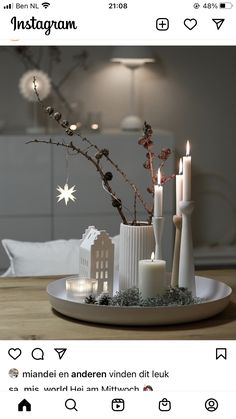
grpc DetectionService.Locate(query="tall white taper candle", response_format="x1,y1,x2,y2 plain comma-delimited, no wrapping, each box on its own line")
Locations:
183,140,191,201
176,158,183,216
154,168,163,217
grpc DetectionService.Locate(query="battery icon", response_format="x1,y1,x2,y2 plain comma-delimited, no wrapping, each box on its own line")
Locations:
220,2,233,8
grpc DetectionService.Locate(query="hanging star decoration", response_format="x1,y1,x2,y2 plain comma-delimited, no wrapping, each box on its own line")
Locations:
56,183,76,205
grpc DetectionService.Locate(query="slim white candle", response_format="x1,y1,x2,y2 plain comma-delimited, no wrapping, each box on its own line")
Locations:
176,158,183,215
183,140,191,201
154,168,163,217
139,252,166,299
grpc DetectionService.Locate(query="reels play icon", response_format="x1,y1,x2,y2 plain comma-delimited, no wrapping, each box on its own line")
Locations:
111,399,125,411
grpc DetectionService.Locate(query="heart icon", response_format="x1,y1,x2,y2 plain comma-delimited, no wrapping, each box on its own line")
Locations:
8,348,22,360
184,18,197,30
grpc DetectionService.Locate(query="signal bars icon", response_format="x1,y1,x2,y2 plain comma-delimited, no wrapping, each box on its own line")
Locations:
42,2,50,8
3,3,13,8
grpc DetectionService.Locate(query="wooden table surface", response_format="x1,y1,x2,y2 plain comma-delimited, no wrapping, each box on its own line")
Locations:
0,270,235,340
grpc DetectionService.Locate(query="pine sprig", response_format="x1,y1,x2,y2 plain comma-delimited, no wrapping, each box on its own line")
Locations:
83,287,203,307
84,294,97,304
97,293,112,306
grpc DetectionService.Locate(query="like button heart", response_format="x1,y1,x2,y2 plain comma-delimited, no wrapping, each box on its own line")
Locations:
8,348,22,360
184,18,198,30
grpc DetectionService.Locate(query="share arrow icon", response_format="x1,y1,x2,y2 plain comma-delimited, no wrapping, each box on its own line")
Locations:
54,348,67,360
212,19,225,30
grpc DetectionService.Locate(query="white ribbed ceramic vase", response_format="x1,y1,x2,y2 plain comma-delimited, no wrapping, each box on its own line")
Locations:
119,222,155,290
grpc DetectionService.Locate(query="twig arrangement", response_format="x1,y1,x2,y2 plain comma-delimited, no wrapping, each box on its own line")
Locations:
27,78,174,225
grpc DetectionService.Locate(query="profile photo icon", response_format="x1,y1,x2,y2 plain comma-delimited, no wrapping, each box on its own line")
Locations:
9,368,19,378
205,398,218,412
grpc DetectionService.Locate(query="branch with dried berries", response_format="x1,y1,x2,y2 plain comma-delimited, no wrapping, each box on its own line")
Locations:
139,121,175,194
27,78,175,225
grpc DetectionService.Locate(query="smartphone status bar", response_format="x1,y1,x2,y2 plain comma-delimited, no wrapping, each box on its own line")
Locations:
0,0,235,45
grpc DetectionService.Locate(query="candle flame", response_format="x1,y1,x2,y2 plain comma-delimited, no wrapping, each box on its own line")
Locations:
179,158,183,175
186,140,190,156
157,168,161,186
151,252,155,261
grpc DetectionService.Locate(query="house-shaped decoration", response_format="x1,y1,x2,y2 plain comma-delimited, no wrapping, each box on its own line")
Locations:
79,226,114,295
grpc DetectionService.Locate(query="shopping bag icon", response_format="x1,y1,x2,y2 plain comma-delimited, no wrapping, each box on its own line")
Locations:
159,398,171,411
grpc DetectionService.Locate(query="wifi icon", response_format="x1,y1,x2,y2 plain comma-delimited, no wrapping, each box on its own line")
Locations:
42,2,50,8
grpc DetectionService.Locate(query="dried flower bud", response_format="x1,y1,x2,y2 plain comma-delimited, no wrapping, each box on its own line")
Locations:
138,136,146,145
143,161,150,169
45,106,54,115
143,121,153,136
95,151,103,160
61,120,69,128
104,172,113,181
112,198,122,208
65,128,74,136
146,127,153,136
138,136,153,149
158,148,171,161
101,148,109,157
53,112,62,121
147,187,154,194
95,149,109,160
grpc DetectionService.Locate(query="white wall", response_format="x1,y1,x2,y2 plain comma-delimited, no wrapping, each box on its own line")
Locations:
0,46,235,250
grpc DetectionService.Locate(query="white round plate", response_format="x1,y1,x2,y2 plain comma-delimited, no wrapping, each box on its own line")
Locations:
47,276,232,326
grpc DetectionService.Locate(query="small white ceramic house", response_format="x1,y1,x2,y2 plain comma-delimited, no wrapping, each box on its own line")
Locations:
79,226,114,295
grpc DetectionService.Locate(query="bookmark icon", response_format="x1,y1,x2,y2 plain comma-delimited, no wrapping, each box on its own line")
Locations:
216,348,227,360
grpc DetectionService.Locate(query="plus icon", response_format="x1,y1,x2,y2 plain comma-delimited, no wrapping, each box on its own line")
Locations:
156,18,169,31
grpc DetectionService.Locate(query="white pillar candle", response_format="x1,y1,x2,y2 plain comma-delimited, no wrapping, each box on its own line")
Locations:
183,140,191,201
176,158,183,215
154,168,163,217
138,252,166,299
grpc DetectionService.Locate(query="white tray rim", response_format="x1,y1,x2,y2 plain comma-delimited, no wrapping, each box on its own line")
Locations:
47,276,232,326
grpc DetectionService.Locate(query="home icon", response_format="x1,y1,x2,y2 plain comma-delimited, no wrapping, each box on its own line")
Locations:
18,399,31,412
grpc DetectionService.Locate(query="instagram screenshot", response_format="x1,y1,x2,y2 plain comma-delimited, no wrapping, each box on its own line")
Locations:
0,0,235,417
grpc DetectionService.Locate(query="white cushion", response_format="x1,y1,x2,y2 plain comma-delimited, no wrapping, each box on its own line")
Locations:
1,239,81,277
1,236,120,277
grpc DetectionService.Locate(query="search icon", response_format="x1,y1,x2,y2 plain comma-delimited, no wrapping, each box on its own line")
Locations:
65,399,78,411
